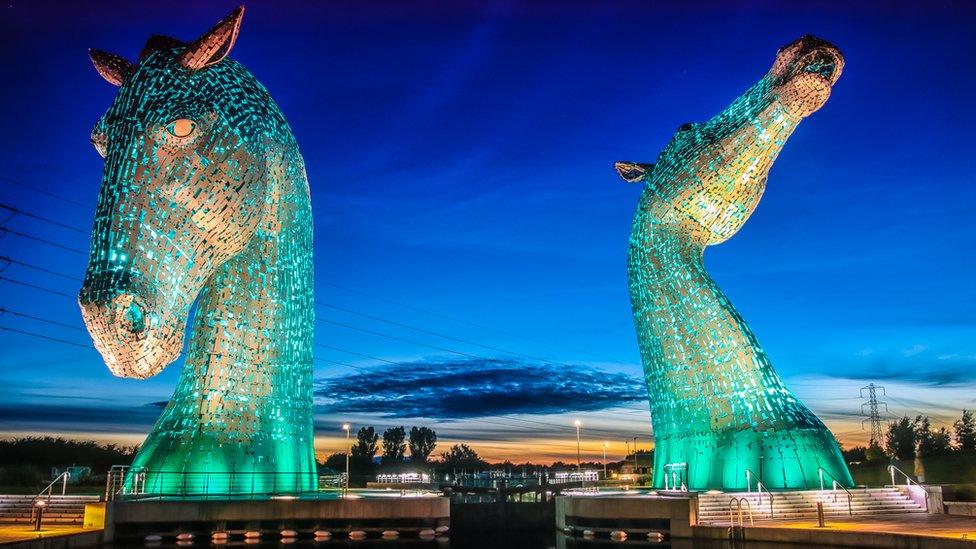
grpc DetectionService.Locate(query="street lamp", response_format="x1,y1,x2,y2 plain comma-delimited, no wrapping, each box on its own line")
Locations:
603,441,608,478
343,423,351,495
574,419,582,471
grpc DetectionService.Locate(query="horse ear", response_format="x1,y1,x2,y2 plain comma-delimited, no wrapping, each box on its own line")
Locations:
180,6,245,71
89,49,134,86
614,161,655,183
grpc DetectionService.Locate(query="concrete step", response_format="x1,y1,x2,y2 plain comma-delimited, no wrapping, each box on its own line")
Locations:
0,494,99,524
697,487,925,523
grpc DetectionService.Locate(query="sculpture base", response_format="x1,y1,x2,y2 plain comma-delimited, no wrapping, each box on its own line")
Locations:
652,426,853,490
124,471,318,496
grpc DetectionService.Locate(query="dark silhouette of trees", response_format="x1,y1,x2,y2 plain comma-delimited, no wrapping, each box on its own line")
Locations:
321,452,346,472
438,444,487,470
0,437,136,471
350,427,378,468
0,437,137,487
842,445,868,463
408,427,437,464
886,416,918,460
866,442,886,462
917,416,953,457
955,410,976,453
381,426,406,465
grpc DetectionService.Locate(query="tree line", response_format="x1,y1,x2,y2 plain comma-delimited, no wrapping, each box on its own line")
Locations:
844,409,976,462
0,437,137,486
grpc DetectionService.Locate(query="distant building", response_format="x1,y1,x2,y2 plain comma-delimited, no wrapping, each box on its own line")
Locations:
552,470,599,483
376,472,431,484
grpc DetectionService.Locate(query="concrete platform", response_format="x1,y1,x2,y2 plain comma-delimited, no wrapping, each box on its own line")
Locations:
695,514,976,548
0,525,102,549
557,492,976,548
103,494,449,541
556,493,696,538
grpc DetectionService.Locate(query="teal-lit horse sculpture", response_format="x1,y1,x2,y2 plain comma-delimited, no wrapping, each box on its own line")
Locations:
78,7,316,495
617,35,854,490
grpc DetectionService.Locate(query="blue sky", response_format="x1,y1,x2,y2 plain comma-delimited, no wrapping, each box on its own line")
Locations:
0,0,974,462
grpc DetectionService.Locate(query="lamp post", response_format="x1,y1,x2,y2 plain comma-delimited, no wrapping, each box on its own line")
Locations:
574,419,582,471
632,436,639,472
603,441,608,478
343,423,351,495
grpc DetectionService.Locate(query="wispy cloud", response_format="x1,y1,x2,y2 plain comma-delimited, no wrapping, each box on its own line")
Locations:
314,357,645,420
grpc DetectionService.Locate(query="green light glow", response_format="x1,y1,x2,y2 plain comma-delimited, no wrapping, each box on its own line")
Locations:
620,35,853,490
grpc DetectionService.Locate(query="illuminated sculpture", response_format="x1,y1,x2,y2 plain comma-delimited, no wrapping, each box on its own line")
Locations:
77,7,316,494
618,35,853,490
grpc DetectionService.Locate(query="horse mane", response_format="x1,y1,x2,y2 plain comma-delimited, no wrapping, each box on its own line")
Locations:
140,35,188,60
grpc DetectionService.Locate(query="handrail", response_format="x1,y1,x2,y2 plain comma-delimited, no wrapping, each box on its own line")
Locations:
744,469,774,518
31,471,70,523
888,464,928,512
728,497,754,528
888,464,925,489
817,467,853,516
38,471,70,502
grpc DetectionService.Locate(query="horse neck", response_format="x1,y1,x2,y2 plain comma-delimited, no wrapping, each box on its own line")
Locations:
627,199,807,433
186,144,313,394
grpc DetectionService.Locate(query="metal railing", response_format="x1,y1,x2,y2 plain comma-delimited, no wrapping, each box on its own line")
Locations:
888,464,925,489
31,471,71,524
888,464,928,512
106,470,320,500
744,469,773,518
38,471,70,502
729,497,754,528
818,467,853,516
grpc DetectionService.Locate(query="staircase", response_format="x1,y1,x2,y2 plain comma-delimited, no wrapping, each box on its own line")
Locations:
697,488,926,524
0,495,101,524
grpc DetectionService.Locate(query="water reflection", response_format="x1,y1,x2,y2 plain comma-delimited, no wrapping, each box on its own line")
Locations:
121,532,822,549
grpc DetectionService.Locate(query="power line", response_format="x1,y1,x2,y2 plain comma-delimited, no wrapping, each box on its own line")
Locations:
0,227,644,420
0,302,648,448
0,324,93,349
315,343,401,366
0,176,90,208
319,301,572,364
0,276,75,298
0,256,83,282
318,318,484,360
321,280,626,363
0,307,87,332
0,227,87,255
0,203,89,235
0,268,644,417
0,206,626,365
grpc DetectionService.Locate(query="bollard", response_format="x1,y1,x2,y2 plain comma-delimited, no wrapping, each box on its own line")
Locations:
32,500,46,531
816,501,825,527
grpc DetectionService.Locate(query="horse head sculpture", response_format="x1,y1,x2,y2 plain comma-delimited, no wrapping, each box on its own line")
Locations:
619,35,852,490
78,7,316,494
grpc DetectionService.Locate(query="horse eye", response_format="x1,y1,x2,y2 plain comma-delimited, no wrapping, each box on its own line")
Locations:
91,134,107,159
166,118,196,138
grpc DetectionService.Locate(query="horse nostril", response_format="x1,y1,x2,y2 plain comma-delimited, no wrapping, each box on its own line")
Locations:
113,294,147,335
800,49,838,81
123,301,146,333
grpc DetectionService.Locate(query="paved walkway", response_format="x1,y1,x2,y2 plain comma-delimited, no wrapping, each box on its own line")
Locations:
0,524,95,545
746,513,976,541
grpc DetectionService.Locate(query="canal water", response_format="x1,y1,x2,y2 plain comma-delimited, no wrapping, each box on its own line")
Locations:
115,535,813,548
